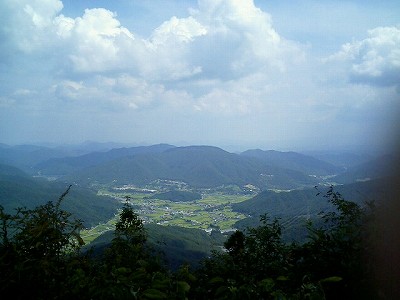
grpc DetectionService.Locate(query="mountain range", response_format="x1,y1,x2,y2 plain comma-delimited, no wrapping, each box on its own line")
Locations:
60,146,322,190
240,149,343,175
1,142,397,270
1,142,396,191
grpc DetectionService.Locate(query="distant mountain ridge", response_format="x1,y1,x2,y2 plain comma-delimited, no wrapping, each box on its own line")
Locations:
35,144,175,175
2,142,394,191
332,154,400,184
301,151,373,169
0,145,71,173
65,145,319,190
240,149,343,175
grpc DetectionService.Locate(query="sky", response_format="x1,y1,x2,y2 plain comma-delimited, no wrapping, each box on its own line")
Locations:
0,0,399,151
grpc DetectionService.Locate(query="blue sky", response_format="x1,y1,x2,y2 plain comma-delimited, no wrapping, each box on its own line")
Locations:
1,0,399,151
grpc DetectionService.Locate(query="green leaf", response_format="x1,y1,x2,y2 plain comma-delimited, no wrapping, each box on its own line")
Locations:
151,278,170,290
142,288,167,299
71,232,85,246
209,276,225,284
320,276,343,283
276,275,289,281
259,278,275,292
115,267,131,274
215,285,229,297
176,281,190,293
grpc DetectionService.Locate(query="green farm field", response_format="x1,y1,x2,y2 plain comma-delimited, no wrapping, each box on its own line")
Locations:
81,190,252,244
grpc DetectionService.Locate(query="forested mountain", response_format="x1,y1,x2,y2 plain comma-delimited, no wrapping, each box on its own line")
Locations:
332,154,400,183
301,150,373,169
89,224,226,271
0,145,71,173
35,144,175,175
6,143,392,191
232,177,395,242
66,146,318,190
0,164,120,227
234,176,392,216
240,149,343,175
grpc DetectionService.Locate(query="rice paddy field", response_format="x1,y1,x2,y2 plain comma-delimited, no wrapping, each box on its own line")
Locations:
81,189,252,244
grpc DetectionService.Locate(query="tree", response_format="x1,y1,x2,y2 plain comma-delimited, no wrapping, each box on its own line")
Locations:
0,190,192,299
0,184,378,299
0,185,85,299
104,198,147,268
92,197,192,299
193,186,378,299
292,186,377,299
193,215,289,299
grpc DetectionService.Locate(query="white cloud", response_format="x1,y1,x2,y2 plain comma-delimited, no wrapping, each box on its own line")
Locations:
0,0,307,111
1,0,398,148
7,0,63,52
63,8,135,73
58,8,208,80
23,0,63,29
149,16,207,46
1,1,205,80
193,73,267,114
190,0,305,76
327,26,400,88
4,0,304,79
12,89,37,97
52,75,187,110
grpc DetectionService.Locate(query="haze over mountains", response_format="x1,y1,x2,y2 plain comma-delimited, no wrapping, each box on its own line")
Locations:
1,142,397,191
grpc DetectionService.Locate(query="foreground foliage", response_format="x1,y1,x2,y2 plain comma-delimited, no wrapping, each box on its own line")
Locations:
191,187,378,299
0,186,379,299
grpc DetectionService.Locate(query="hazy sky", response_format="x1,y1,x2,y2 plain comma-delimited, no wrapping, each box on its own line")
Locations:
1,0,399,151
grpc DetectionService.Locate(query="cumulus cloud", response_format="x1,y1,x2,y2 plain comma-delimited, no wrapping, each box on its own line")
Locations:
189,0,304,78
0,0,309,115
53,76,141,109
193,73,268,114
1,0,206,80
1,0,399,148
0,0,64,57
327,26,400,88
1,0,304,79
150,16,207,46
51,74,194,110
59,9,136,73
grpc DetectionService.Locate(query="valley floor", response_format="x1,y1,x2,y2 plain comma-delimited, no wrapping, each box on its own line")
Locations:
81,187,252,244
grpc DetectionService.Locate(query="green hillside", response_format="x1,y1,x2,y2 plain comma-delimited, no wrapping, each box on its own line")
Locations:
232,177,392,217
35,144,175,176
232,177,396,242
241,149,343,175
0,164,120,227
88,223,226,270
67,146,318,190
